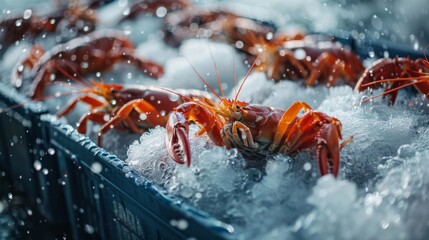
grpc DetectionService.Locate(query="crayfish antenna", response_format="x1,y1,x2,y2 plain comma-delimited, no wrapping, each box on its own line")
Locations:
158,87,192,102
55,65,93,88
233,50,237,98
207,44,226,98
234,51,264,104
360,76,429,103
184,57,222,102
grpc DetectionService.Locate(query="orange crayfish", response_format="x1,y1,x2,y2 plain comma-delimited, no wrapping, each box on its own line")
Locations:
11,29,164,100
355,56,429,104
247,34,365,85
39,68,211,146
162,8,364,87
165,55,351,176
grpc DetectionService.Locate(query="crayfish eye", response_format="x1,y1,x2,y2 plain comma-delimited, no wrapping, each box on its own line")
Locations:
110,89,118,95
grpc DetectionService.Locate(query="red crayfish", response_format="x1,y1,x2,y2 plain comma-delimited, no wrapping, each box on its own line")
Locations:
165,55,351,176
162,8,276,48
11,29,164,100
247,34,365,85
37,68,211,146
0,2,97,50
355,56,429,104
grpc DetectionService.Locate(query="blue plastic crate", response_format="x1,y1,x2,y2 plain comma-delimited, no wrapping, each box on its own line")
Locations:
41,115,234,240
0,81,69,226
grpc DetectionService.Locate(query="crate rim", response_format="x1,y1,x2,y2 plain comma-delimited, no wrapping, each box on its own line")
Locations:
40,113,236,239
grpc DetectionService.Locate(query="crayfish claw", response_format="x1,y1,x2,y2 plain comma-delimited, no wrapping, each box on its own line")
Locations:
316,124,341,177
165,112,191,166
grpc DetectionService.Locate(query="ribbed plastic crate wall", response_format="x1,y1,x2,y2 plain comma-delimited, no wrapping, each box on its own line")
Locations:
41,115,234,240
0,81,69,227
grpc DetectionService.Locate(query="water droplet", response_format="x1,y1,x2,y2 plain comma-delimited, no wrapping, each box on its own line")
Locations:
176,219,188,230
380,219,390,229
123,28,132,35
103,114,110,121
84,224,95,234
23,9,32,19
303,162,312,171
33,160,42,171
235,40,244,49
156,7,167,18
168,94,179,102
170,219,177,227
139,113,147,120
47,148,55,155
91,162,103,174
42,169,49,175
80,62,89,69
383,51,390,58
15,19,22,27
122,7,130,16
397,144,415,158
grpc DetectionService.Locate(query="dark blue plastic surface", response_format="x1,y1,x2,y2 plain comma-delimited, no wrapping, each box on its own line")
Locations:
41,115,234,240
0,81,70,227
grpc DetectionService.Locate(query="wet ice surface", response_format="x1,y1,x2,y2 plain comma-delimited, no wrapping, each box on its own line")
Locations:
127,74,429,239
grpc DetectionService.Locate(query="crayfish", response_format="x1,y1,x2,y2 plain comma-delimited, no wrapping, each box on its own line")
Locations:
162,8,364,87
355,56,429,104
11,29,164,100
38,68,211,146
165,55,351,176
162,8,276,48
0,2,97,53
247,34,365,85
